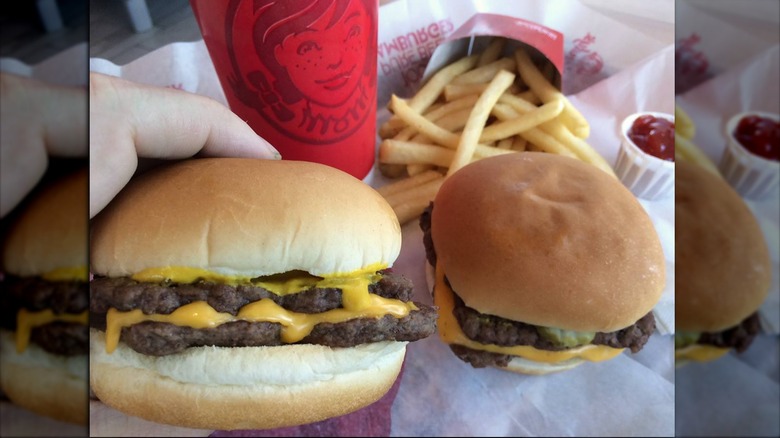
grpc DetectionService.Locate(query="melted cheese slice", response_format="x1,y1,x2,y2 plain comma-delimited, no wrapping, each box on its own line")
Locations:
131,263,386,300
675,344,729,363
434,261,624,363
105,266,416,353
42,266,89,282
16,309,88,353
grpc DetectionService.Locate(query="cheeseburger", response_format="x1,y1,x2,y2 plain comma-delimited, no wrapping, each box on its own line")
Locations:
675,161,770,365
0,168,88,424
89,158,436,430
420,153,665,375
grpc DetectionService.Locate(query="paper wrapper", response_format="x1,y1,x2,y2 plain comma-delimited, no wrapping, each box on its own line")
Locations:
86,0,675,435
674,3,779,436
675,0,779,95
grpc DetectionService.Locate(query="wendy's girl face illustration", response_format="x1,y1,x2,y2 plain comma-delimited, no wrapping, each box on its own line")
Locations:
200,0,378,178
273,0,368,107
222,0,376,144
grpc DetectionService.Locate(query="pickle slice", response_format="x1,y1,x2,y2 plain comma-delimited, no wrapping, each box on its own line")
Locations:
675,331,700,349
537,326,596,348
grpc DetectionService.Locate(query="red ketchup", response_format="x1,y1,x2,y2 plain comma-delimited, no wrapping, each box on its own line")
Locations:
628,115,675,162
733,115,780,161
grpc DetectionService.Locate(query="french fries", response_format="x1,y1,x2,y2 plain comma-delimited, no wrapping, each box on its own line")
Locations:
515,48,590,139
477,37,507,67
448,70,516,175
377,37,614,225
675,104,696,140
379,55,478,138
674,104,721,176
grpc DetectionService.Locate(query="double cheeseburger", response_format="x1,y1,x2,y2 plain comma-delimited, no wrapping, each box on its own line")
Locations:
420,153,665,375
675,161,770,365
0,168,88,424
89,158,437,430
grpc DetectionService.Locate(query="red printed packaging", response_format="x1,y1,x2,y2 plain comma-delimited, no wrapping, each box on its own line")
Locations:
422,14,564,90
190,0,379,179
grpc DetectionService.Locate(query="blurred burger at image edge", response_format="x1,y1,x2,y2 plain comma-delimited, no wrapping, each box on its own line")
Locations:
0,168,89,425
675,161,771,365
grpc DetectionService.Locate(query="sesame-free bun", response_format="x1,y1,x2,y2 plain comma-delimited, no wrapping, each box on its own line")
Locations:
0,330,87,425
90,159,401,278
431,153,665,333
89,330,406,430
676,161,771,332
2,169,87,276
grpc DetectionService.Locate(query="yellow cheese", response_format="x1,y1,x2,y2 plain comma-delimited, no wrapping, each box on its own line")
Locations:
105,295,416,353
130,263,386,298
41,266,89,282
106,265,416,353
675,344,729,363
434,261,624,363
15,309,88,353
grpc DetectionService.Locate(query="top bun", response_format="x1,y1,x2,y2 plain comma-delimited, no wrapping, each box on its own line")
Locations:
676,161,770,332
90,159,401,278
2,169,88,277
431,153,665,332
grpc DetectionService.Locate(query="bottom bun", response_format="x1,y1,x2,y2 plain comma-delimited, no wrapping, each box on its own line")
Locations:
90,330,407,430
0,330,88,425
424,263,584,376
501,355,584,375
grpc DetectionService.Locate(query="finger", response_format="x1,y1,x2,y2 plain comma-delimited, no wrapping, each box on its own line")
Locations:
88,117,137,218
89,73,281,217
89,73,280,160
41,85,88,157
1,73,87,157
0,73,83,217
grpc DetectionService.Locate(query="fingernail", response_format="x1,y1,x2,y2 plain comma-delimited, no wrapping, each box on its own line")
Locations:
258,136,281,159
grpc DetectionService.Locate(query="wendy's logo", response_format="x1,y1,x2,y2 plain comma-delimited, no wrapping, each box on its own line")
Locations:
675,33,711,95
565,33,604,76
225,0,377,145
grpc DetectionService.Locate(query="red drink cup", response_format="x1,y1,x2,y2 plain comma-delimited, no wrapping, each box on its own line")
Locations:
190,0,378,179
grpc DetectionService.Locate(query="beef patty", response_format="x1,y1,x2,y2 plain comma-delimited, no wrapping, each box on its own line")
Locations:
90,270,437,356
452,289,656,353
1,275,87,356
697,312,761,353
